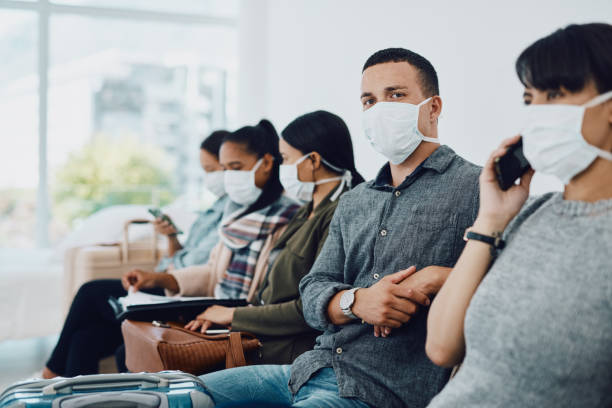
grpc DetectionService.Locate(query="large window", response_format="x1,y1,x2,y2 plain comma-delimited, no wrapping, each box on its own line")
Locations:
0,0,238,248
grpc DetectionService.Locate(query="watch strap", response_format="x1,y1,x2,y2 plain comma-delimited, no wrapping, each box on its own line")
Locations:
465,230,505,250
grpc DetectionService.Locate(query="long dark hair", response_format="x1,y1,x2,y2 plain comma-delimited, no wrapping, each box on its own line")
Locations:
516,23,612,94
281,110,365,187
221,119,284,213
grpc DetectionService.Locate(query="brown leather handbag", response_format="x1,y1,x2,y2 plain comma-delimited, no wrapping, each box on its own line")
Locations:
121,320,261,375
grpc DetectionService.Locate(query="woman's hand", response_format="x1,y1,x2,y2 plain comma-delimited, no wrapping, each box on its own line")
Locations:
476,135,535,232
184,306,235,333
121,269,179,292
153,216,178,236
121,269,159,291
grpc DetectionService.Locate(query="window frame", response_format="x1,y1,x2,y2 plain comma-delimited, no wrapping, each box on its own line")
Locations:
0,0,236,247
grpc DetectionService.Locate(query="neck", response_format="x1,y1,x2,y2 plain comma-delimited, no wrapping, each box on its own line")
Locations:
312,171,342,211
564,157,612,202
389,141,440,187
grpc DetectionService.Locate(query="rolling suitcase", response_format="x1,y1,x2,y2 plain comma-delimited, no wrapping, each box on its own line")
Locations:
63,219,165,314
0,371,213,408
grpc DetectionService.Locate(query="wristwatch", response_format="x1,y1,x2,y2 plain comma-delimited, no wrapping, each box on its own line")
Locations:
339,288,361,320
463,227,505,252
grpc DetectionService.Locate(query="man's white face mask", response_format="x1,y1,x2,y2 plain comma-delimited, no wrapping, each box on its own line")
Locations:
521,90,612,184
362,98,439,165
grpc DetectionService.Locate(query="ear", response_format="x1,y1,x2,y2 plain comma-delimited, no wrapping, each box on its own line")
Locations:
429,96,442,122
308,152,322,171
261,153,275,173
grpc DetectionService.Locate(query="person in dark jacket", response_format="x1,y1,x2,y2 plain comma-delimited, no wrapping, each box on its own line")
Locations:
184,110,364,364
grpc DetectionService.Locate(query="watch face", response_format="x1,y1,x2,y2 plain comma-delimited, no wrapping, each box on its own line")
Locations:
340,290,355,310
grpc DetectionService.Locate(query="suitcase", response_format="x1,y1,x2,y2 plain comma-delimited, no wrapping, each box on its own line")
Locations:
0,371,214,408
63,219,166,314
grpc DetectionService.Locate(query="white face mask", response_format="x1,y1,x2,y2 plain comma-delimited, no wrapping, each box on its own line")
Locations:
279,153,347,203
224,159,263,206
521,90,612,184
362,99,439,165
202,170,225,197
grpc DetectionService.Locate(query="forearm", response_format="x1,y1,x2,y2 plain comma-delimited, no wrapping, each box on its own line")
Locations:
232,300,314,336
167,235,183,256
327,290,354,325
426,219,501,367
155,272,179,293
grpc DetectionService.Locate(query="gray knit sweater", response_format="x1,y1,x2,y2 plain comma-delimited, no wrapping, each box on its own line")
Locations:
429,192,612,408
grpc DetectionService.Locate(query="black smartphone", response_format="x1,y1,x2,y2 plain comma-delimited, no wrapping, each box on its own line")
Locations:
148,208,183,234
494,139,531,191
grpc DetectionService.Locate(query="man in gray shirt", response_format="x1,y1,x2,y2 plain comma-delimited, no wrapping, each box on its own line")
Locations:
199,48,481,408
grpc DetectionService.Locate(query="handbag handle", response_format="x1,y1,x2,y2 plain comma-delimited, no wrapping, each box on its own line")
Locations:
226,332,248,368
121,219,158,263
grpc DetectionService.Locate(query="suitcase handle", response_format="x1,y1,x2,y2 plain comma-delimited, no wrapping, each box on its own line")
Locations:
58,392,162,408
42,374,168,395
121,219,159,264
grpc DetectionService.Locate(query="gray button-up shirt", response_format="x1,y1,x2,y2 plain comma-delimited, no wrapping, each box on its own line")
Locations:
290,145,481,408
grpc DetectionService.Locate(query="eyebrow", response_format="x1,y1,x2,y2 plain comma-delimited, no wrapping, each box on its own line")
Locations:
360,86,410,99
523,91,533,98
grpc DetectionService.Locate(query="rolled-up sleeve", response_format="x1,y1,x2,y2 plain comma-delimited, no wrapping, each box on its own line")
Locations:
299,200,351,332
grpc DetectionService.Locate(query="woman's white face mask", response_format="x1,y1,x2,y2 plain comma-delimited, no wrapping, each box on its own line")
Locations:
521,90,612,184
202,170,225,197
279,153,345,203
224,159,263,206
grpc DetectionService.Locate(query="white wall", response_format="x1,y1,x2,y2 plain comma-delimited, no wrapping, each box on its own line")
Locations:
239,0,612,193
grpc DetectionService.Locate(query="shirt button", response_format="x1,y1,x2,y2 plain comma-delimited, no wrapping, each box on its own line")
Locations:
380,229,387,237
336,347,343,354
395,191,401,197
373,273,380,280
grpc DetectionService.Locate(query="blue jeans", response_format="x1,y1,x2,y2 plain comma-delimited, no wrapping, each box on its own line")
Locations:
200,365,370,408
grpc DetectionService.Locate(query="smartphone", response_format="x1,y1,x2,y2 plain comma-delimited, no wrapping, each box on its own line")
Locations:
148,208,183,234
205,329,230,335
494,139,531,191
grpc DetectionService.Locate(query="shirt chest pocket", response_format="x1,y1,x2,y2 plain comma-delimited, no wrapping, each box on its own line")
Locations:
394,210,460,268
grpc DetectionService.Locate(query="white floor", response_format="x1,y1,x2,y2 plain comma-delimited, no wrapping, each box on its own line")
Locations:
0,335,58,392
0,248,64,392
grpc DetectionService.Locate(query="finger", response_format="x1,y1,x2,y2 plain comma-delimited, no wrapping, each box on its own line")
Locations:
392,287,430,306
184,320,196,330
388,299,419,319
380,318,403,329
381,307,414,324
384,327,392,337
189,320,203,332
387,266,417,284
374,325,381,338
200,320,213,333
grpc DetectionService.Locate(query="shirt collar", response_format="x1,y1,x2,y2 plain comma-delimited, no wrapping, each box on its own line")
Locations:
370,145,456,189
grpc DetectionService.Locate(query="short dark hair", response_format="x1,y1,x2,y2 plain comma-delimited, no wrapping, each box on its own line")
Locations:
281,110,365,187
516,23,612,94
362,48,440,97
200,130,230,158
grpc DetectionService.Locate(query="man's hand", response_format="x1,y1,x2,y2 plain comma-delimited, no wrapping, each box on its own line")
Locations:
350,266,431,328
373,265,451,338
184,306,235,333
153,216,178,236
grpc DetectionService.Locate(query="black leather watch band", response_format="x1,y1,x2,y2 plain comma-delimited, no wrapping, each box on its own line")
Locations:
465,230,505,250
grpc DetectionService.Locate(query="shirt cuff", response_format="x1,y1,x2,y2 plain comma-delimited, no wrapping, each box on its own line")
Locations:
304,282,352,332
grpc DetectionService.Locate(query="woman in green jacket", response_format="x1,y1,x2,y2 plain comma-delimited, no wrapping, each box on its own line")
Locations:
185,110,364,364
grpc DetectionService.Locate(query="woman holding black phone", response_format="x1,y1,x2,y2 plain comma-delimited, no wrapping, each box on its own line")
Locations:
426,23,612,407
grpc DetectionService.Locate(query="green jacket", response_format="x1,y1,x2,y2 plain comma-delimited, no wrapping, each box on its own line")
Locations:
231,187,345,364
